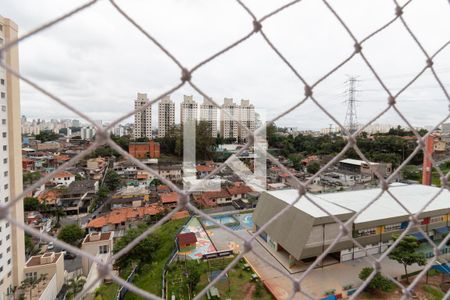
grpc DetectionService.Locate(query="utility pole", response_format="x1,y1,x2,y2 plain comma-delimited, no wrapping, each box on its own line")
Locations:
343,76,359,134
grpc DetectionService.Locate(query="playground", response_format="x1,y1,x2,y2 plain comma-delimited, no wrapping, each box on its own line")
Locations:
178,217,217,260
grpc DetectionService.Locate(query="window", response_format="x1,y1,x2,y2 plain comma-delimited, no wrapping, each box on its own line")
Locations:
0,93,4,99
7,271,11,278
3,171,7,177
2,132,5,138
1,106,5,112
384,223,402,232
0,79,4,85
354,228,377,237
2,145,6,151
6,234,10,240
1,119,5,125
3,184,7,190
99,245,108,254
4,197,8,203
3,158,7,164
6,247,10,253
25,272,37,281
430,216,445,223
7,259,10,265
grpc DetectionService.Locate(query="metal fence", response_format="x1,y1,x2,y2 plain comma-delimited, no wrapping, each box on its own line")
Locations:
1,1,450,299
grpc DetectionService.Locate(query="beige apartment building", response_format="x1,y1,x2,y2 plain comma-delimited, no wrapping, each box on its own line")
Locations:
220,98,239,141
200,97,218,138
180,95,198,125
0,16,26,299
81,232,114,277
133,93,152,139
158,95,175,138
23,252,65,299
238,99,255,142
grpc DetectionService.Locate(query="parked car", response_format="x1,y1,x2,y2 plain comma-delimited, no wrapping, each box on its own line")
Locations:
47,242,54,250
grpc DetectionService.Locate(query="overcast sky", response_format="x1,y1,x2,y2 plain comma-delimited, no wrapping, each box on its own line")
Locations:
2,0,450,130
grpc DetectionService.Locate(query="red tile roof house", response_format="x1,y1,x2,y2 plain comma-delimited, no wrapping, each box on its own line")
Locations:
195,183,253,208
86,205,163,237
176,232,197,252
160,192,180,209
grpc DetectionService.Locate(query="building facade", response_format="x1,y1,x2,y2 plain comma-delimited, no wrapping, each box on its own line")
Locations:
238,99,255,142
158,96,175,138
200,97,218,138
0,16,26,298
128,141,160,159
180,95,198,125
220,98,239,141
133,93,152,139
80,126,96,140
254,184,450,268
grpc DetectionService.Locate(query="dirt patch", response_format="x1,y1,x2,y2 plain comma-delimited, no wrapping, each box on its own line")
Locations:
243,283,256,300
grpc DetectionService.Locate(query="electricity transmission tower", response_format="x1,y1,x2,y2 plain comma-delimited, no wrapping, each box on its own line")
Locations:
343,76,359,134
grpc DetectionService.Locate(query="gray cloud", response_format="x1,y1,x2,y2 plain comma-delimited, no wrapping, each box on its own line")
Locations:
2,0,449,129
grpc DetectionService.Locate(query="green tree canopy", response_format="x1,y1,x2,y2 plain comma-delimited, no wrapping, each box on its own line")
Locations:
306,161,320,175
104,170,121,191
57,224,85,246
24,197,40,211
388,234,426,283
359,267,394,293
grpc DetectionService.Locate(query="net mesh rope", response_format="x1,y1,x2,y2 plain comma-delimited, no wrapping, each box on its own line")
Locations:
0,0,449,299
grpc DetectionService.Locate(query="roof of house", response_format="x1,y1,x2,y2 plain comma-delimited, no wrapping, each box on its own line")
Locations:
86,205,162,228
37,189,62,204
339,158,378,166
83,232,113,243
52,171,74,179
226,184,253,195
25,252,62,267
157,185,171,192
64,180,97,194
171,210,190,220
196,165,215,172
177,232,197,245
160,192,180,204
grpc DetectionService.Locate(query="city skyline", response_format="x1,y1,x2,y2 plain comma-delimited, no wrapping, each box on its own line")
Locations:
1,0,449,131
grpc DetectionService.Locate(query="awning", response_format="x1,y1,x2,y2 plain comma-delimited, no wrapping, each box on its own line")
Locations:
410,232,427,241
434,227,449,235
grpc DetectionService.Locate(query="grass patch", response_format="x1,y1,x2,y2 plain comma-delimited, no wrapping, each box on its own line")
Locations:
95,264,133,300
167,258,274,300
422,285,444,300
124,218,187,300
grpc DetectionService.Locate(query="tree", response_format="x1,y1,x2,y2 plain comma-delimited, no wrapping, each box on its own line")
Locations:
359,267,394,293
402,165,421,181
24,197,40,211
57,224,85,246
35,130,59,142
51,207,66,228
103,171,121,191
89,186,109,213
23,171,41,185
25,234,36,256
388,234,426,283
113,224,160,269
20,274,47,300
67,275,86,298
186,260,202,297
306,161,320,175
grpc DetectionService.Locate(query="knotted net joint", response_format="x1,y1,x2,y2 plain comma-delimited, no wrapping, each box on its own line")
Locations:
340,224,349,236
373,260,382,272
354,42,362,54
395,6,403,17
253,20,262,33
388,96,396,106
426,58,433,68
181,68,192,82
304,85,313,97
97,262,112,279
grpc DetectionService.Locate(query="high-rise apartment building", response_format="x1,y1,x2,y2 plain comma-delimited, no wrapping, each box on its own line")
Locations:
133,93,152,139
200,97,218,138
158,96,175,138
180,95,198,125
220,98,239,141
80,126,96,140
0,16,26,298
239,99,255,142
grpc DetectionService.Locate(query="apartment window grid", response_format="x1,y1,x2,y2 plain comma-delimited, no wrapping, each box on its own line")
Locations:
0,1,449,299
